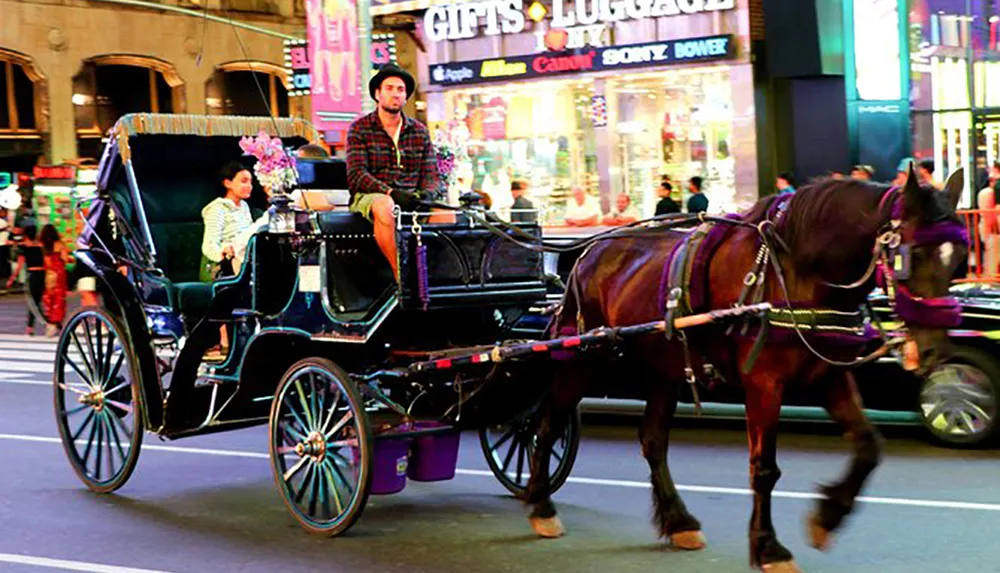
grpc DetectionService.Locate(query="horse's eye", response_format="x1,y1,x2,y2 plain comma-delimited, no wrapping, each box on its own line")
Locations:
938,242,954,266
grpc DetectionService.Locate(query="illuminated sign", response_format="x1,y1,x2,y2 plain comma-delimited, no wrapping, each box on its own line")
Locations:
0,173,10,188
424,0,737,42
371,33,398,70
33,165,76,181
853,0,901,101
284,39,311,97
429,34,735,86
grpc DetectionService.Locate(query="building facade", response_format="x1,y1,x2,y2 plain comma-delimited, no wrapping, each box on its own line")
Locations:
375,0,762,225
846,0,1000,202
0,0,308,167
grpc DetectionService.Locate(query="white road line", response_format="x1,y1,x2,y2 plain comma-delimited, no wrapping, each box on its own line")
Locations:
2,433,999,513
0,341,59,352
0,552,177,573
0,349,63,362
0,379,50,386
0,360,52,374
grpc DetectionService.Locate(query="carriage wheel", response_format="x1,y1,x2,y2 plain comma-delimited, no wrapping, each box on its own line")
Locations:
479,406,581,497
53,307,144,493
269,358,372,536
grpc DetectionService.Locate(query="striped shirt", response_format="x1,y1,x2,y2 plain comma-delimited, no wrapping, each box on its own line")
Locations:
200,198,266,265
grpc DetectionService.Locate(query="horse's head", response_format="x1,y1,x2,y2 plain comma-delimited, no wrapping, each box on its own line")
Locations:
882,166,968,375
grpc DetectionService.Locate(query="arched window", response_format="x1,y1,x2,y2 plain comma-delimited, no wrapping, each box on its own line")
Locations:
73,55,184,159
206,62,293,117
0,49,46,169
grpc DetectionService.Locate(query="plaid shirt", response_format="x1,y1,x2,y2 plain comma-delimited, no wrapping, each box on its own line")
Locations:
346,111,440,201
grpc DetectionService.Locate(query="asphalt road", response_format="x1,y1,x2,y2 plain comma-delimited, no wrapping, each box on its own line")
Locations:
1,330,999,573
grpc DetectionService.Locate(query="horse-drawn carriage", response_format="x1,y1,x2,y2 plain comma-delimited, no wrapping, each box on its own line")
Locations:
57,113,970,572
55,113,582,535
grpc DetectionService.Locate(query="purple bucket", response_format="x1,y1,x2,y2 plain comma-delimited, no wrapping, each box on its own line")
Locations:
370,437,411,495
407,421,461,482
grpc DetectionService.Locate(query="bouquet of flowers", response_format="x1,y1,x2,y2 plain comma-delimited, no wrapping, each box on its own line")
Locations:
432,121,470,200
239,130,298,193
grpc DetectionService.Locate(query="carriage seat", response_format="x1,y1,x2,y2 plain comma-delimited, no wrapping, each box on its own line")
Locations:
316,211,374,236
171,281,215,318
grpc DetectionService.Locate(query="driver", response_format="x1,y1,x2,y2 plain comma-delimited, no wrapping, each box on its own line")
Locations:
346,63,439,279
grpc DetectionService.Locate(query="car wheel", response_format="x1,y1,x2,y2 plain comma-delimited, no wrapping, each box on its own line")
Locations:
919,347,1000,448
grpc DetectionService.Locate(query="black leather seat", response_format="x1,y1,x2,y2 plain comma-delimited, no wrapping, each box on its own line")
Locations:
316,211,374,236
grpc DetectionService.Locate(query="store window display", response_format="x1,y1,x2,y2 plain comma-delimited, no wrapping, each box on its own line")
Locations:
607,67,735,216
440,80,598,226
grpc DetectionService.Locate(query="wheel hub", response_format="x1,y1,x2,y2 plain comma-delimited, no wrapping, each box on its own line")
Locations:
294,431,327,461
79,389,105,412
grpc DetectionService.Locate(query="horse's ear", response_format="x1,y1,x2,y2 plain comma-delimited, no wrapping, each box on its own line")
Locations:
902,162,921,218
942,167,964,212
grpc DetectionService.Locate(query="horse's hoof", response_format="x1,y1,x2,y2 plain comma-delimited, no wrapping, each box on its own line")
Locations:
530,516,565,538
807,512,834,551
761,560,803,573
669,530,707,550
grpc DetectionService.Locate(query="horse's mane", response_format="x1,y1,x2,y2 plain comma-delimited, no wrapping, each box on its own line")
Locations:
740,177,891,278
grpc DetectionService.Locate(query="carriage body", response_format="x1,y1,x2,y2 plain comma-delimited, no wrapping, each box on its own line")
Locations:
54,113,578,534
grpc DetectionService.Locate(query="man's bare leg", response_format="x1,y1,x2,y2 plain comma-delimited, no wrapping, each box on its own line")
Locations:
370,194,398,279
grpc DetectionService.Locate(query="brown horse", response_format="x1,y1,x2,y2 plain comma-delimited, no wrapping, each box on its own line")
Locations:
521,169,967,572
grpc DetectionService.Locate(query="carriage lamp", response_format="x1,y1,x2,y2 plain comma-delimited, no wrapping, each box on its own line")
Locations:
269,193,296,234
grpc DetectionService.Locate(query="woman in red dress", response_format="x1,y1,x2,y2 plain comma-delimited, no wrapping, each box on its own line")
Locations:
40,224,71,336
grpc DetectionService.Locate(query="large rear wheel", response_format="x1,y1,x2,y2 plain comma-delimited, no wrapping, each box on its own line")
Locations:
53,307,144,493
479,406,581,497
269,358,372,536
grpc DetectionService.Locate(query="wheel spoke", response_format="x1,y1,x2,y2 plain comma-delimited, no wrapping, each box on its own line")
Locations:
320,389,343,436
63,357,96,391
71,410,96,442
309,373,321,432
107,406,134,440
94,319,105,383
82,318,99,382
281,419,309,443
61,403,91,418
324,411,353,440
499,434,519,473
308,463,322,517
488,427,518,453
93,413,104,481
104,399,133,415
294,463,317,505
327,455,356,496
102,328,117,388
293,380,316,432
514,437,527,485
103,353,126,391
326,438,359,449
103,378,130,397
101,413,116,480
70,330,97,384
321,459,345,515
283,455,309,482
316,461,334,520
104,411,128,466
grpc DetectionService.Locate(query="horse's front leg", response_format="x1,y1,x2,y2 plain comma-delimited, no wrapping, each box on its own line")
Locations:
808,370,883,551
745,374,800,572
524,363,585,538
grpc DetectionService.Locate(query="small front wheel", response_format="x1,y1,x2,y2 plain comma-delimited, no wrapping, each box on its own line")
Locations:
53,307,144,493
479,406,581,497
269,358,372,536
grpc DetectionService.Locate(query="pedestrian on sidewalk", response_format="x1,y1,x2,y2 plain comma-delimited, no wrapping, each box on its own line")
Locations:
40,224,71,336
5,225,47,336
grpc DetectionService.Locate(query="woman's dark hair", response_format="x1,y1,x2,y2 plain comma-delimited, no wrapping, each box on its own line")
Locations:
219,161,250,197
22,225,37,241
777,171,796,186
660,181,673,192
40,224,60,254
296,144,330,159
689,176,703,191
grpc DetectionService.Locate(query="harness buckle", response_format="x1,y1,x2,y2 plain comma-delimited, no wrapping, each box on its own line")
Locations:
743,272,757,286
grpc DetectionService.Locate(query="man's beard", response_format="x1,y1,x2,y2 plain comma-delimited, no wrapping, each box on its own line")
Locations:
380,102,402,114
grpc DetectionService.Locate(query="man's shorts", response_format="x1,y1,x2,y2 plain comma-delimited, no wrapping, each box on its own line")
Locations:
350,193,380,221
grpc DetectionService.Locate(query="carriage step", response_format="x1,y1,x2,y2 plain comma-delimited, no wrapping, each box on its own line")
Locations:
194,372,237,387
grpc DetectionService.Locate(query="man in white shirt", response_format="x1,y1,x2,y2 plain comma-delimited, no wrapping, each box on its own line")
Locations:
564,186,601,227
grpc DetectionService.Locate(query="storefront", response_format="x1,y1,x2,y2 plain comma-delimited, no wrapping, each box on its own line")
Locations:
416,0,758,226
846,0,1000,203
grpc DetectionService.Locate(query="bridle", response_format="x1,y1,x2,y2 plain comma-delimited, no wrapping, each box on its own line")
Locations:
827,186,969,329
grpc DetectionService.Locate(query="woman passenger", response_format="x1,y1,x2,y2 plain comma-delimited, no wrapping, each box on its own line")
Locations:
200,162,267,282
